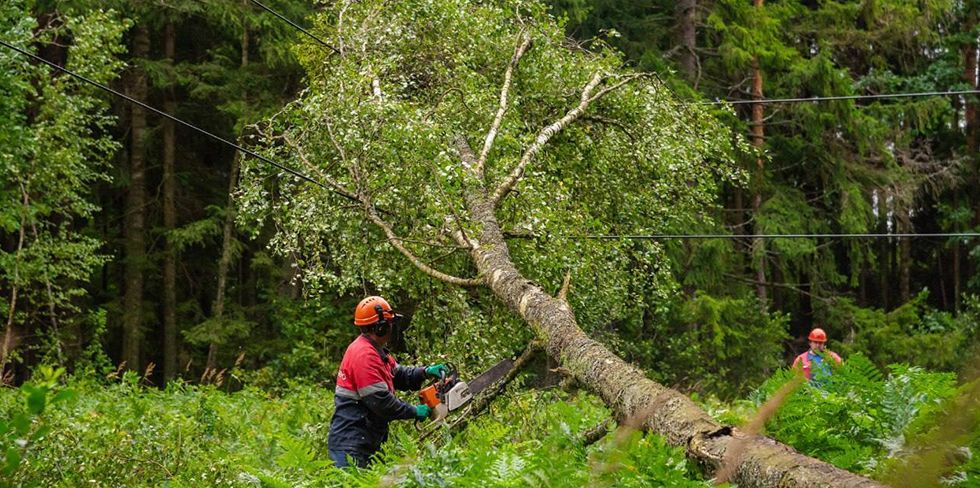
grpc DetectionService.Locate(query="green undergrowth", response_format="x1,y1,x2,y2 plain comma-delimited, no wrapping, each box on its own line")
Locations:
702,354,977,487
0,372,707,487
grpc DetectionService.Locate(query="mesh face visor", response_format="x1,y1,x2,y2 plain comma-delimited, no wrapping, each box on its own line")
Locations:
392,313,407,330
372,304,408,333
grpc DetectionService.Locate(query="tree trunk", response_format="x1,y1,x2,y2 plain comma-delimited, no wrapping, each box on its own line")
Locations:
162,22,178,381
897,209,911,303
454,137,881,488
733,186,744,236
31,221,63,363
207,19,249,371
953,238,961,311
1,191,29,371
966,66,978,160
964,12,979,226
938,248,948,310
675,0,698,84
208,153,242,371
122,25,149,371
750,0,767,306
877,192,889,309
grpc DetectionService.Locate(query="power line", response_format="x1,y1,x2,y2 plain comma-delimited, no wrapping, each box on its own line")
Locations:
8,40,980,244
247,0,339,54
699,89,980,106
0,38,356,203
507,232,980,240
244,3,975,107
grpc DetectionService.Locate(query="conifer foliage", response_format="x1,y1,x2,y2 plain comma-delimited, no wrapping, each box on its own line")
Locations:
2,0,980,486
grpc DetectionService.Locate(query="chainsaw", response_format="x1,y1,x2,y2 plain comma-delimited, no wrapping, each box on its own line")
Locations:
418,359,513,422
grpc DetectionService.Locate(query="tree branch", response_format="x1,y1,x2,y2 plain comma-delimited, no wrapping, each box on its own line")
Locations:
30,215,63,363
425,157,475,249
476,31,532,177
557,270,571,301
420,340,542,442
722,272,835,304
285,132,360,202
491,73,646,206
290,126,480,286
453,340,541,425
453,135,485,249
363,201,483,287
581,418,613,446
714,375,806,484
490,72,602,205
587,73,647,103
583,115,638,143
424,246,466,267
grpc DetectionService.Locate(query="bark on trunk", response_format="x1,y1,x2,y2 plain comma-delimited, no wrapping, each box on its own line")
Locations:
675,0,698,84
207,19,249,371
208,152,242,371
962,11,978,297
965,10,978,156
953,238,961,311
31,221,63,363
750,0,767,306
162,22,178,381
1,191,28,370
938,248,948,310
750,67,767,303
454,137,881,488
123,25,149,371
878,196,890,309
897,209,911,304
964,13,979,227
966,59,978,159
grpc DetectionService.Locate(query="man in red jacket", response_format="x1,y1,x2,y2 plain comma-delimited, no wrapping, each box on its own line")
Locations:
792,327,842,383
327,296,447,468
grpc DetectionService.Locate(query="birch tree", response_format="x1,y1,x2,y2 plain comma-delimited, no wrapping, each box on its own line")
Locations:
0,1,127,371
240,1,881,485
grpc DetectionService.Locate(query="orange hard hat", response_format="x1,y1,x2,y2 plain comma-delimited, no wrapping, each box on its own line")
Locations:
808,328,828,343
354,296,394,326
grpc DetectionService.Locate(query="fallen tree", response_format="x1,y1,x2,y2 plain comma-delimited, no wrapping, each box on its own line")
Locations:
453,138,881,487
240,1,883,485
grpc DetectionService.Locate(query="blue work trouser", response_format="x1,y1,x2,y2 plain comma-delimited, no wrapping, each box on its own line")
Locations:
329,449,371,469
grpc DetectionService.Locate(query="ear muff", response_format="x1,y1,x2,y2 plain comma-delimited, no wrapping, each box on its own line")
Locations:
373,304,391,336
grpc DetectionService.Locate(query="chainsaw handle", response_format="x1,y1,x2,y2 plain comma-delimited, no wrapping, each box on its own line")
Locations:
442,362,458,381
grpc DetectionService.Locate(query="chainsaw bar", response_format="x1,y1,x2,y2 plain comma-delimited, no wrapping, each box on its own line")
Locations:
465,358,514,396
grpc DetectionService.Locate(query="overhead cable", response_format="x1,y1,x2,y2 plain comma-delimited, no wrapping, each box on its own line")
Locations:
700,89,980,106
7,41,980,243
247,0,339,54
0,39,354,203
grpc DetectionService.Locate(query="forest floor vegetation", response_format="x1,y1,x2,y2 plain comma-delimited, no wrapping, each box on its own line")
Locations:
3,357,979,487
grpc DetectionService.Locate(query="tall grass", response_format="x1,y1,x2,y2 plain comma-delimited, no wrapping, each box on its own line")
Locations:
0,372,708,487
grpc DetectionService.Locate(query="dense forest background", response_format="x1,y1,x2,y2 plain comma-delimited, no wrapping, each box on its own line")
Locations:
2,0,980,486
3,0,977,394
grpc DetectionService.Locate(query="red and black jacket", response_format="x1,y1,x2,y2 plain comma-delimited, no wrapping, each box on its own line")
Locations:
327,334,425,456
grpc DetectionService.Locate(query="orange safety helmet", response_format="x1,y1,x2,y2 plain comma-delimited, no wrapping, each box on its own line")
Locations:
353,296,394,326
808,328,828,343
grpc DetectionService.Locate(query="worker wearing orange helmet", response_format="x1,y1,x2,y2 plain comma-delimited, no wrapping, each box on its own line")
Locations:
327,296,447,468
792,327,842,382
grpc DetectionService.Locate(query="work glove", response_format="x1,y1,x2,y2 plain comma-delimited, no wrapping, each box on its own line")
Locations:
425,364,448,378
415,404,431,420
